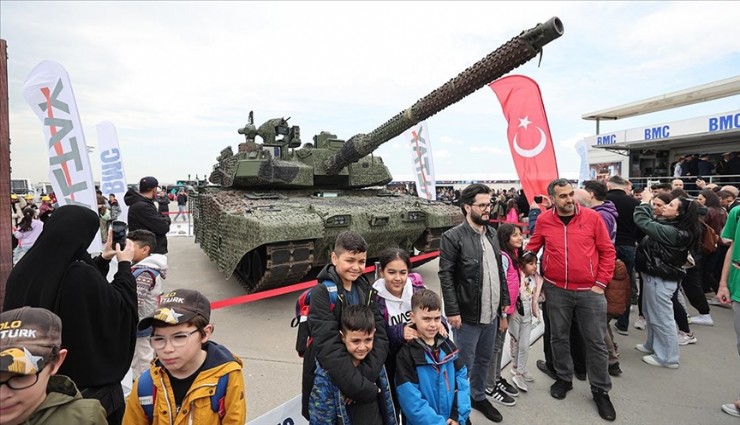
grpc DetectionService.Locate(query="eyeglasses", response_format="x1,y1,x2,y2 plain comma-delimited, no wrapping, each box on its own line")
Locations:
148,329,200,349
0,369,43,390
470,203,492,210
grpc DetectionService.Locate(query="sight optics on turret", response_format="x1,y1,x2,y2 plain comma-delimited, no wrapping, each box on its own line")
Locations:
196,17,564,293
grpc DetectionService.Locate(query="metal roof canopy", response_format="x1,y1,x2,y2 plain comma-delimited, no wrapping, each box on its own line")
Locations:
582,75,740,121
594,128,740,155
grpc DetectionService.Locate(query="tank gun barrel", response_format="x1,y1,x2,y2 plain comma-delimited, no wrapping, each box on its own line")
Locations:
325,17,564,175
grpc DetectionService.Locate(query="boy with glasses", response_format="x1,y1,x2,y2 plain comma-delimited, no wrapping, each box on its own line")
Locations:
0,307,107,425
123,289,246,424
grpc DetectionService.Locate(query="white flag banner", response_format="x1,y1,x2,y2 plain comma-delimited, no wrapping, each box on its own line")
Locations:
97,121,129,223
575,139,590,185
405,121,436,200
23,60,102,252
247,394,308,425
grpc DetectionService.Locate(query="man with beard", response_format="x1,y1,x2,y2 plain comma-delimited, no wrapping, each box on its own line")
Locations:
525,178,617,421
439,183,510,423
124,177,170,255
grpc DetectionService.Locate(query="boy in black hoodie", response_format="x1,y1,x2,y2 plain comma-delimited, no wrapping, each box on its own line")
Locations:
301,231,389,421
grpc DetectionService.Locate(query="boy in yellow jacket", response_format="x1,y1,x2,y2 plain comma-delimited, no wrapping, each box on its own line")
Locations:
123,289,246,424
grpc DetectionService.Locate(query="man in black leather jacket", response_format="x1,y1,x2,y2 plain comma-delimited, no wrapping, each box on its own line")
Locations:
439,183,510,423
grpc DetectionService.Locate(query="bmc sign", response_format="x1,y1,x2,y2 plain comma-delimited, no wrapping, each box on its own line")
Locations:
708,112,740,132
644,125,670,140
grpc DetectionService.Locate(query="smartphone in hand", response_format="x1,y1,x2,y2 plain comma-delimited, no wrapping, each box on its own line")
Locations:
534,195,543,203
111,221,128,250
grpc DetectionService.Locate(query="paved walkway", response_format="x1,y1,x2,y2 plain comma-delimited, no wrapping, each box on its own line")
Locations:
165,237,739,424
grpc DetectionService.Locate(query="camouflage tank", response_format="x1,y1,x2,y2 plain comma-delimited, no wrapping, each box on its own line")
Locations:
195,17,564,292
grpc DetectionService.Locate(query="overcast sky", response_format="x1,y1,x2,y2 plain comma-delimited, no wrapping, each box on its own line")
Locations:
2,1,739,185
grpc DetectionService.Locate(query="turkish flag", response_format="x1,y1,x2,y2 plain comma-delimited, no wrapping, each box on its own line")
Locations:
490,75,559,205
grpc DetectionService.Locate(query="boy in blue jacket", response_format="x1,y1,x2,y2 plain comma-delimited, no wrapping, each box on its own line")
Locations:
396,289,470,425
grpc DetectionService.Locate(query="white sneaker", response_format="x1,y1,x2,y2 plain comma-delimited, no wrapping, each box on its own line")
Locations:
689,314,714,326
511,374,528,392
677,331,697,346
722,403,740,418
521,372,535,382
633,317,646,330
642,355,679,369
635,344,653,354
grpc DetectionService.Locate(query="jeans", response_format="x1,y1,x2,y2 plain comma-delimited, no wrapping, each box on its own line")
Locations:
641,273,680,365
544,283,611,392
542,300,586,375
672,286,691,334
615,244,637,330
173,204,187,222
455,320,498,401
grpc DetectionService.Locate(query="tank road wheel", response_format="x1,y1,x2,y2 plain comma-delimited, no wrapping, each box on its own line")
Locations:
414,228,448,252
233,240,315,293
234,246,267,292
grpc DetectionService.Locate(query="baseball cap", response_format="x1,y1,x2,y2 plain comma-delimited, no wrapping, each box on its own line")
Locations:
139,176,159,192
138,289,211,331
0,307,62,375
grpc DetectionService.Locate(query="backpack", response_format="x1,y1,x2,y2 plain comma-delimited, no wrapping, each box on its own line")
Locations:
701,221,719,254
291,280,338,357
137,369,229,423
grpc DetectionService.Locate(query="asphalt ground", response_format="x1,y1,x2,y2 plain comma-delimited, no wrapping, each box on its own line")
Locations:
162,235,739,425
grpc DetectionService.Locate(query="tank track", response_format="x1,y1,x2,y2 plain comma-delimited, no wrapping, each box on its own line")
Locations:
234,240,315,293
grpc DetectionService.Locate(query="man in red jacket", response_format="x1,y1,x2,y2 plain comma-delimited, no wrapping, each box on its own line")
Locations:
526,178,617,422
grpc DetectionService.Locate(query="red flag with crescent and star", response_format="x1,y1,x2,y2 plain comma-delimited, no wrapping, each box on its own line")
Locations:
489,75,559,205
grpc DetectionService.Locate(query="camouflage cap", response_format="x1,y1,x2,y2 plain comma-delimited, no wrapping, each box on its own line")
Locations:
138,289,211,331
0,307,62,375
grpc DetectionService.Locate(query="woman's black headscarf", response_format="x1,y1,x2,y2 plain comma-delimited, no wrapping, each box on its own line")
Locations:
4,205,100,311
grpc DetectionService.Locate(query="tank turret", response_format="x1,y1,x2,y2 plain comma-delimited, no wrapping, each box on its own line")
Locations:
196,18,564,293
210,17,563,189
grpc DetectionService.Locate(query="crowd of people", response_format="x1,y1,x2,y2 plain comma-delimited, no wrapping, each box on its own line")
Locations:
3,174,740,424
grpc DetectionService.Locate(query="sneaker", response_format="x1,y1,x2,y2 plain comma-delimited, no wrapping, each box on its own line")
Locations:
689,314,714,326
550,378,573,400
490,386,516,406
521,371,535,382
635,344,653,354
677,331,697,346
642,355,679,369
633,317,646,330
497,377,519,397
484,386,495,397
592,390,617,421
536,360,557,380
471,398,503,422
613,323,629,336
511,374,528,392
608,362,623,377
721,403,740,418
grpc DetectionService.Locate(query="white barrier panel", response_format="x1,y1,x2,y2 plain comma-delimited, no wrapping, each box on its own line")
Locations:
247,395,308,425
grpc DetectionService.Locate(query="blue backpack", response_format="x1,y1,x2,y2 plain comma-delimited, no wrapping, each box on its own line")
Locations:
137,370,228,422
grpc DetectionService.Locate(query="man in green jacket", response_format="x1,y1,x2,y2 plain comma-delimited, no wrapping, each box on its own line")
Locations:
718,205,740,418
0,307,107,425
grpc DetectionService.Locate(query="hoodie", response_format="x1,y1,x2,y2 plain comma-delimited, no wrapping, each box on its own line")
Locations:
124,189,170,254
593,200,619,243
372,274,423,349
132,253,168,336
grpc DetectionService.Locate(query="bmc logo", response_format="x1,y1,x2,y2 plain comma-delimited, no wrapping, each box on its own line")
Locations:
708,113,740,132
644,126,670,140
596,134,617,145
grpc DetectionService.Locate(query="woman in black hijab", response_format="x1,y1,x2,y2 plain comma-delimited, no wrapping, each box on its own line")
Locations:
4,205,137,425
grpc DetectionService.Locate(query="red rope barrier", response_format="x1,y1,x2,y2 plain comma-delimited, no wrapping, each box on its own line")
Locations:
210,250,440,310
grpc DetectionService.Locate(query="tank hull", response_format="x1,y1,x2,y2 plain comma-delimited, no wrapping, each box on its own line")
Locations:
193,187,463,292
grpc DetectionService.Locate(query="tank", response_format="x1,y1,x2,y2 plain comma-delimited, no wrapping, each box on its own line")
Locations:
195,17,564,292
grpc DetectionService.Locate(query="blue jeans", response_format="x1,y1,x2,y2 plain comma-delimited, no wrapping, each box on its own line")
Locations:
544,283,611,392
641,273,680,365
455,320,498,401
615,244,637,330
